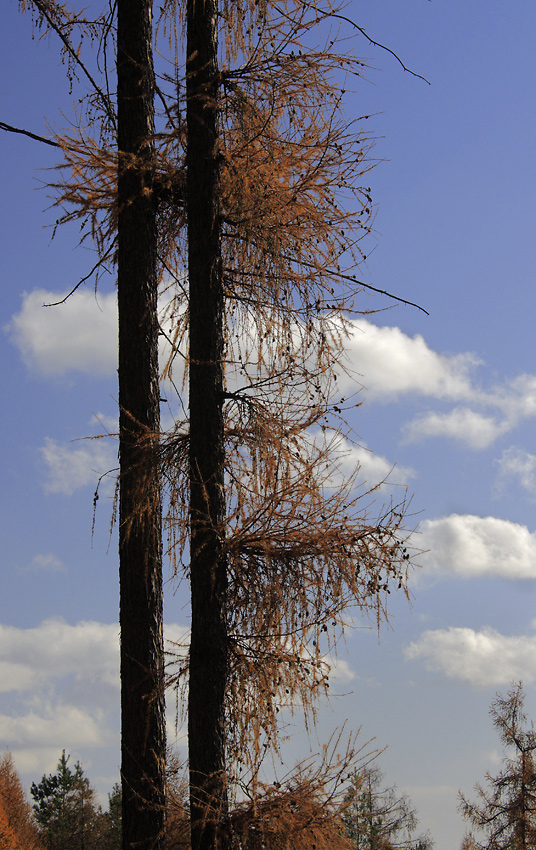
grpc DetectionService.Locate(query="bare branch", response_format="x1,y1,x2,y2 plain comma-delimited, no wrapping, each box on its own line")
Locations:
0,120,61,148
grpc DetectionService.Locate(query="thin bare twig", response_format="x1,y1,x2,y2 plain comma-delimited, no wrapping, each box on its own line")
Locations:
299,1,431,85
0,120,61,148
29,0,116,126
44,246,114,306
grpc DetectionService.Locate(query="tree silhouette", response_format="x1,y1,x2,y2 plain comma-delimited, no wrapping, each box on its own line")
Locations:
459,682,536,850
343,766,433,850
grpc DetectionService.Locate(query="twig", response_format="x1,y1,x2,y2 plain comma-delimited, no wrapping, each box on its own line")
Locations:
0,120,61,148
300,1,431,85
335,14,430,85
44,247,114,306
30,0,116,126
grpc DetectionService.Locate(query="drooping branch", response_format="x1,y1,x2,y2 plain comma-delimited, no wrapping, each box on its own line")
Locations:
297,0,431,84
22,0,116,126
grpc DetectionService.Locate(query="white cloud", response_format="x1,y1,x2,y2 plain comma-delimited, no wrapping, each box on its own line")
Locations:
7,288,118,377
310,430,415,492
495,446,536,495
403,408,509,449
0,619,188,768
0,662,36,692
418,514,536,580
0,619,188,695
405,626,536,687
345,320,480,400
41,436,117,495
0,704,110,748
325,657,355,683
91,412,119,434
20,553,66,573
9,748,66,778
12,293,536,455
343,322,536,450
348,443,415,488
0,619,120,694
498,374,536,421
7,287,187,382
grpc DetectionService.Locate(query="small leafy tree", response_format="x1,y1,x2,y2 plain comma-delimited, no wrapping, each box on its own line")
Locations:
31,751,102,850
459,682,536,850
343,767,433,850
0,751,42,850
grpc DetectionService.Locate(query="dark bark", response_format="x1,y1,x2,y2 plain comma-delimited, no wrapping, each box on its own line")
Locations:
186,1,229,849
117,1,166,848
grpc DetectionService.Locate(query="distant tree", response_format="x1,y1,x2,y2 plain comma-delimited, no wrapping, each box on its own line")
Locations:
97,783,122,850
0,751,41,850
31,751,102,850
343,767,433,850
459,682,536,850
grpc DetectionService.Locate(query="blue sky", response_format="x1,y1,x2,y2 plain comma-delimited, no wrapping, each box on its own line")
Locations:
2,2,536,848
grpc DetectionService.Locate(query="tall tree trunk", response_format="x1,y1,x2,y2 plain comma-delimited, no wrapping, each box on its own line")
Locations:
117,1,166,848
186,1,228,849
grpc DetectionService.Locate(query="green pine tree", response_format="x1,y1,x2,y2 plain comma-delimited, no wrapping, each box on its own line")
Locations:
31,751,102,850
98,783,121,850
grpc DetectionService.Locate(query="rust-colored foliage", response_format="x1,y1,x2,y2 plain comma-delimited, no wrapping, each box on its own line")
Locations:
0,752,42,850
164,735,369,850
20,0,416,804
156,0,414,780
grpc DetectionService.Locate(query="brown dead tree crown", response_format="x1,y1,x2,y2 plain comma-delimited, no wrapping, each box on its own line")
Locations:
10,2,425,849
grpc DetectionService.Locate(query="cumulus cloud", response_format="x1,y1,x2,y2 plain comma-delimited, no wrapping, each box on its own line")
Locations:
495,446,536,495
0,620,119,763
0,619,188,765
0,704,110,748
11,293,536,452
405,626,536,687
7,289,118,377
9,747,66,778
325,657,355,683
499,374,536,421
7,293,481,401
344,320,481,401
343,321,536,449
403,408,509,450
348,442,415,488
0,619,188,695
418,514,536,580
41,436,117,495
6,287,187,382
0,619,120,694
